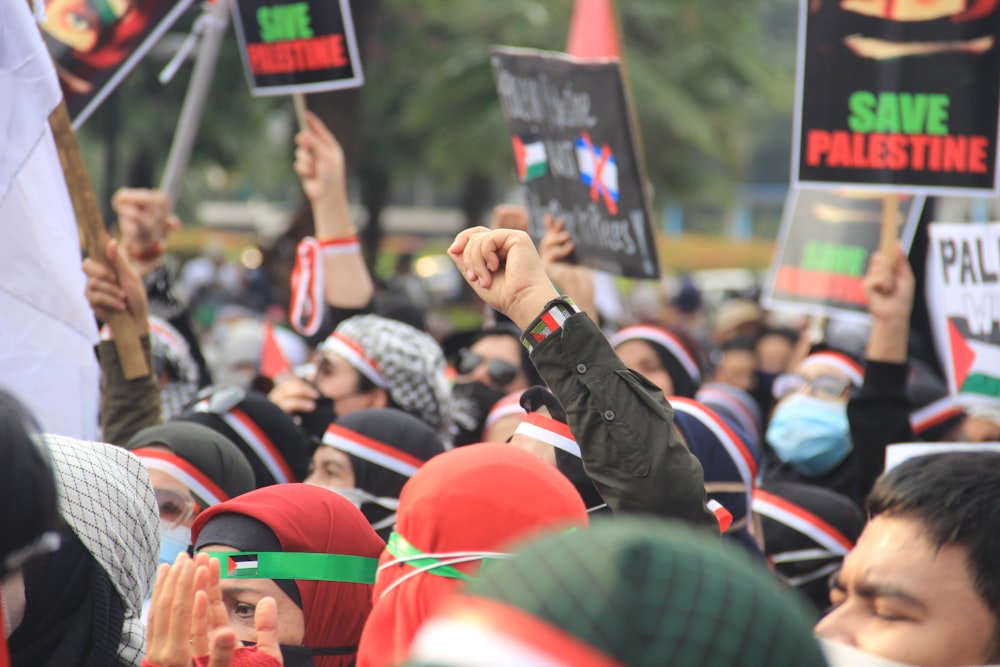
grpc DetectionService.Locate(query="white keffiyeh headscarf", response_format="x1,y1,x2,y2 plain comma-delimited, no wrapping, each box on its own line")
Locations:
42,434,160,666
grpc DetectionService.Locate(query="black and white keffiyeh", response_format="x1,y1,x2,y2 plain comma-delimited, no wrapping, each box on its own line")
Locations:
335,315,453,441
42,434,159,666
148,315,200,422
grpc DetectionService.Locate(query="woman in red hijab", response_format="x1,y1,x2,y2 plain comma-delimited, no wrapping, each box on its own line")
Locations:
356,443,588,667
191,484,384,667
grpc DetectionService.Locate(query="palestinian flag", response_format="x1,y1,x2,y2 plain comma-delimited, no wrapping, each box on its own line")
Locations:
946,318,1000,399
227,554,259,578
511,135,547,182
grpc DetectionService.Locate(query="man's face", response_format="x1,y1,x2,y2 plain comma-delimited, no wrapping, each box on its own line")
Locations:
312,353,383,417
815,514,998,666
456,335,529,393
713,349,758,392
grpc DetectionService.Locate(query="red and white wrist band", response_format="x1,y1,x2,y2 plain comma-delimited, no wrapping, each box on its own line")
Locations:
289,236,360,336
319,333,389,389
521,298,581,353
513,413,580,458
409,595,625,667
322,423,425,478
132,448,230,508
217,407,297,484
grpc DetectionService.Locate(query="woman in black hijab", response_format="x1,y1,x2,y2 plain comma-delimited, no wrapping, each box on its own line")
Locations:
305,408,445,539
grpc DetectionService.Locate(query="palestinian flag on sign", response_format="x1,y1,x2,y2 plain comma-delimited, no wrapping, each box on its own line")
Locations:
228,553,259,578
946,318,1000,399
511,135,547,182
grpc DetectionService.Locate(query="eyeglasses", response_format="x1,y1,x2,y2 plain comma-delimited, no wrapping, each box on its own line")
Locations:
773,373,854,401
155,487,199,528
192,385,246,415
456,349,521,388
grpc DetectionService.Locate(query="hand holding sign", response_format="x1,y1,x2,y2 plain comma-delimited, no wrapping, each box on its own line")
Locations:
539,215,598,322
863,243,914,363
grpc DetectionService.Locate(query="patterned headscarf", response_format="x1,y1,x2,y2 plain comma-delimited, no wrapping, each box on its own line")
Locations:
42,434,159,666
148,315,200,422
332,315,453,440
405,519,828,667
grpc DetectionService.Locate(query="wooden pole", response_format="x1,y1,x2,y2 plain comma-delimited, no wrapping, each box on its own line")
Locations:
881,193,900,256
49,101,150,379
293,93,308,131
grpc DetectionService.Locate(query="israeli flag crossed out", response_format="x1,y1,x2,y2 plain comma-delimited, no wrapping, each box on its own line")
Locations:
575,132,619,214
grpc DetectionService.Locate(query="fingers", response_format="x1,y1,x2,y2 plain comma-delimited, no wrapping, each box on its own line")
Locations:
306,111,339,147
191,590,210,657
253,597,283,661
268,378,319,414
146,562,171,647
169,557,197,651
205,555,229,632
205,629,237,667
448,226,491,259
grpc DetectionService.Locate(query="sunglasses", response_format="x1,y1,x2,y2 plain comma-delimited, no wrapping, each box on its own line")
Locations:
773,373,854,401
155,487,199,528
456,349,521,388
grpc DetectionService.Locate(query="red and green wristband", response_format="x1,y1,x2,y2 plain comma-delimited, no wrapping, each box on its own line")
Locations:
520,297,581,353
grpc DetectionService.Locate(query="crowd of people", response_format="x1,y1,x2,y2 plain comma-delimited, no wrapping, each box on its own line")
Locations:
2,111,1000,667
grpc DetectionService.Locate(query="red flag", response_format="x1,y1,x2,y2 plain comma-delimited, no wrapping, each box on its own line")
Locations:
260,322,292,380
566,0,621,58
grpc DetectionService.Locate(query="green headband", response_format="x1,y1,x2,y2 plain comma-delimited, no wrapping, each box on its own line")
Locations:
199,551,378,585
385,532,476,582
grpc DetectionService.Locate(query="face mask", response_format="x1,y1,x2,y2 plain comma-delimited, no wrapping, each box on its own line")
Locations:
295,397,336,443
328,487,399,531
450,381,506,446
766,394,853,477
159,524,191,567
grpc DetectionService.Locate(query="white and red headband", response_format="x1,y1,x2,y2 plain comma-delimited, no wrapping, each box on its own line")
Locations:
609,325,701,384
289,236,361,336
752,489,854,555
319,332,389,389
799,352,863,387
323,423,425,478
513,413,581,458
133,448,230,508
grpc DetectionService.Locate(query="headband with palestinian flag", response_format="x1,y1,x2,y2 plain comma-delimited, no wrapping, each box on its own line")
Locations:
513,413,581,458
200,550,377,584
409,595,625,667
213,406,297,485
322,423,425,478
319,333,389,389
132,448,229,508
799,352,863,387
752,489,854,556
608,325,702,385
289,236,361,336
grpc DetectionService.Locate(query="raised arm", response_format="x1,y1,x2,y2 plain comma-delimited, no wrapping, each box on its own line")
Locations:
448,228,715,527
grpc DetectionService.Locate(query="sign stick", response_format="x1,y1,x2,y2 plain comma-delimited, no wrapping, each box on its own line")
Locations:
293,93,308,130
881,193,900,258
49,101,150,379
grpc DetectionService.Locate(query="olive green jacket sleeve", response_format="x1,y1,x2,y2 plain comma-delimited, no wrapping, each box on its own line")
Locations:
98,335,162,445
527,309,716,529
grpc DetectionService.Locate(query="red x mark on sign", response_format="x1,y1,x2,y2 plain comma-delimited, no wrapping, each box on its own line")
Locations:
579,132,618,215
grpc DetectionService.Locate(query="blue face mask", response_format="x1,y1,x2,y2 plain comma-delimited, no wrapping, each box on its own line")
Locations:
766,393,853,477
159,524,191,566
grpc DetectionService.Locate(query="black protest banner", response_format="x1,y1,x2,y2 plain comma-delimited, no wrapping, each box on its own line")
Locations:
490,46,659,279
42,0,196,129
793,0,1000,195
231,0,363,96
763,188,924,320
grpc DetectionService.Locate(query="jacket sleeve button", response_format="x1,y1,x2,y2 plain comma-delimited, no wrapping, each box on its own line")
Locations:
603,410,615,421
576,363,588,374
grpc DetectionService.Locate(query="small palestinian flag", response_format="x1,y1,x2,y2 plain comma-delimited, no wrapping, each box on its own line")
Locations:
228,554,259,578
511,135,547,182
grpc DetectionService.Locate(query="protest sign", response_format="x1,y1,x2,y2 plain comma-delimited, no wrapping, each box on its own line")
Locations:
42,0,197,129
792,0,1000,195
231,0,363,96
927,222,1000,405
490,46,659,279
763,189,924,320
